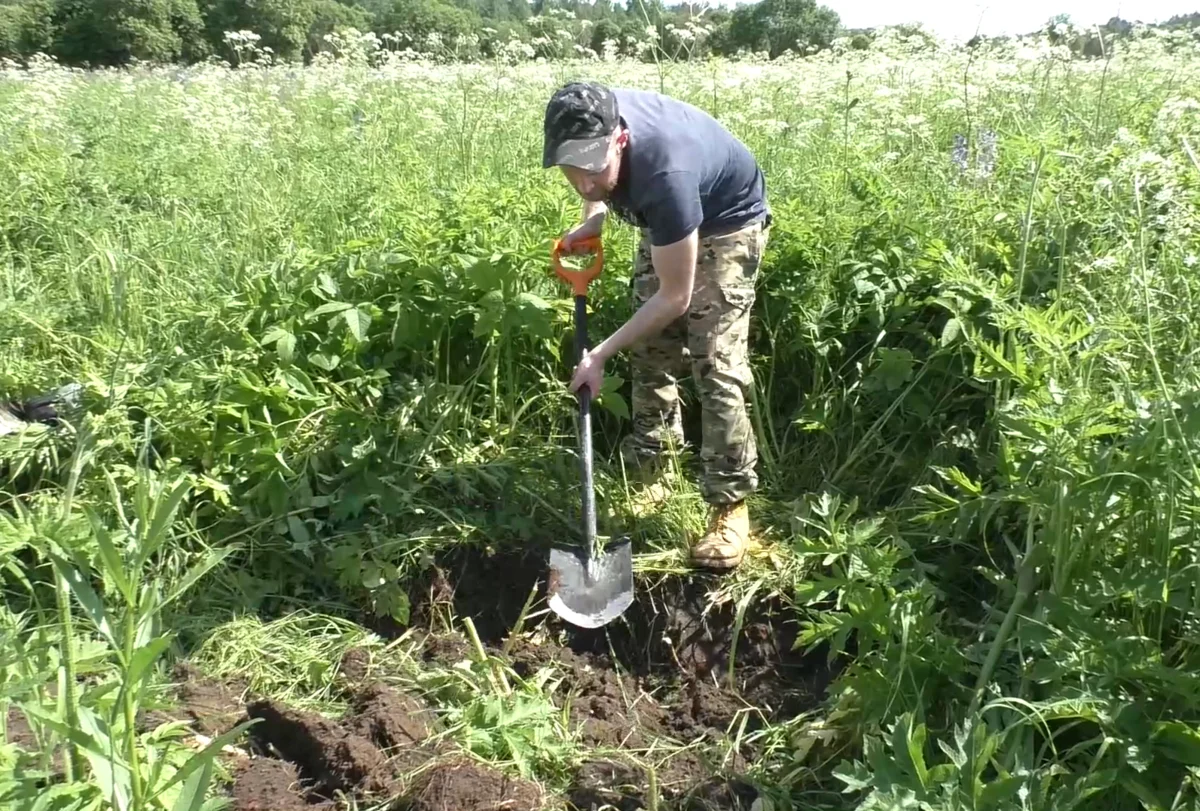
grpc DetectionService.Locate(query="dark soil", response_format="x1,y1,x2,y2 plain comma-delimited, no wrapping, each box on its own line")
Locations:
399,544,839,810
245,698,397,797
338,646,372,682
221,676,544,810
215,543,838,810
172,662,247,737
230,757,329,810
409,759,544,811
348,682,436,751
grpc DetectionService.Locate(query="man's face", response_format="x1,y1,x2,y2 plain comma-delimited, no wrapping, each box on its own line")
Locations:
560,129,626,202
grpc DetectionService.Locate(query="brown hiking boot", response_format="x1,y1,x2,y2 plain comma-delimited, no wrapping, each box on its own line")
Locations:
691,500,750,570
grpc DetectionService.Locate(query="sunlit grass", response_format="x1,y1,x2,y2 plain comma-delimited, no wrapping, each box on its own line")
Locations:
2,26,1200,810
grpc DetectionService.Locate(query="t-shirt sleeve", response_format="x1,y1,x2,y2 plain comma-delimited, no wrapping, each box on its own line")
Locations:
641,170,703,247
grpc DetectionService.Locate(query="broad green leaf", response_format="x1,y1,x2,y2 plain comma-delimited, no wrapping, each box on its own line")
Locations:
1119,774,1169,811
308,353,340,371
86,507,132,605
126,635,173,690
361,561,385,589
516,292,551,310
940,316,962,346
142,478,192,568
979,775,1023,810
170,752,213,811
276,332,296,363
280,368,317,396
464,255,504,292
870,347,915,392
343,307,371,341
260,326,290,346
309,301,353,317
832,759,873,791
386,588,411,624
286,516,311,547
927,764,956,785
597,391,629,421
48,553,118,650
1152,721,1200,766
891,713,929,789
163,548,234,608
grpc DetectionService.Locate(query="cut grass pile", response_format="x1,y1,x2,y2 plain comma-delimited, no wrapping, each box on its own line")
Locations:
3,26,1200,811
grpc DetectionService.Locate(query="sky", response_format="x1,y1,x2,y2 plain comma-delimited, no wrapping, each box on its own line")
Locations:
718,0,1200,42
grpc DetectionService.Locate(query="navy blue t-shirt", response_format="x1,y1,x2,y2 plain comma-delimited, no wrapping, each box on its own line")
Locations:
604,88,768,247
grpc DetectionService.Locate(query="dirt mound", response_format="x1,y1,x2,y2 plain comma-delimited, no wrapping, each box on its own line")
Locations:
349,682,436,751
337,646,371,682
230,757,328,811
225,679,545,809
508,638,668,748
400,544,838,809
410,759,544,811
245,698,396,798
211,544,835,810
408,546,833,695
172,663,247,737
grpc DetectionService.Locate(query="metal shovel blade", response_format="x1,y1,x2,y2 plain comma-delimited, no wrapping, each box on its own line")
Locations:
547,539,634,629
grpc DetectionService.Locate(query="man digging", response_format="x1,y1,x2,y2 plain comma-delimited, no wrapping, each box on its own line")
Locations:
542,81,771,571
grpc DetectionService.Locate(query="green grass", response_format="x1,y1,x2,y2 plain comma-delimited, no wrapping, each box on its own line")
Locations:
3,24,1200,811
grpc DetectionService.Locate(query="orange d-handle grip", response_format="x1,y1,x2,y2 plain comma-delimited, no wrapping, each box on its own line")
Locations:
552,236,604,296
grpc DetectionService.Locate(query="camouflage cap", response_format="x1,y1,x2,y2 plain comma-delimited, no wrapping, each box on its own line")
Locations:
542,82,619,172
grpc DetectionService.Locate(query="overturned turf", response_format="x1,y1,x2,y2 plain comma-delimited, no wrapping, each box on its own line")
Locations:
410,759,545,811
167,544,836,809
401,543,838,809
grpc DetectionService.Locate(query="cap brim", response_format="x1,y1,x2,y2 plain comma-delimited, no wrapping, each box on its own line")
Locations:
543,136,611,172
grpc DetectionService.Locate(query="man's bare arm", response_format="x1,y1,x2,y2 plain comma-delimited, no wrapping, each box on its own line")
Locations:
583,200,608,222
587,229,697,363
564,200,608,247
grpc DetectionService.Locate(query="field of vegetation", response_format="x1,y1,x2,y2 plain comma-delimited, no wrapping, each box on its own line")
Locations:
3,21,1200,811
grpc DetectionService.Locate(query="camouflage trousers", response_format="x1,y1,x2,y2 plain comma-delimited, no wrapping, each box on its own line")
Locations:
619,217,768,506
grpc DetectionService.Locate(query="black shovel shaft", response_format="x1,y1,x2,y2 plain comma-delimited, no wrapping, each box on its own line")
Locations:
575,294,597,548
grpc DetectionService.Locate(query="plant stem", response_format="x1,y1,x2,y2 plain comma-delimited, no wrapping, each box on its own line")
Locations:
968,508,1036,720
124,603,144,810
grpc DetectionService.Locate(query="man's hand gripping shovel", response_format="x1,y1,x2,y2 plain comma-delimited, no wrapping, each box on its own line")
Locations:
547,236,634,629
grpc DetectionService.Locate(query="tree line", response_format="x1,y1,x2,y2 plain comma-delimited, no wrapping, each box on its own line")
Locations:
1,0,1197,68
0,0,842,66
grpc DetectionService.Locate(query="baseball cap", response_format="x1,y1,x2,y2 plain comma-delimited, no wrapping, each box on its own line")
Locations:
542,81,620,172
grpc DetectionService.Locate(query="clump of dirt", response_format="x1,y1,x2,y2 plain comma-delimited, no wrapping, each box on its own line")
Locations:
172,662,247,737
349,682,436,751
409,759,544,811
508,638,667,749
570,760,643,811
226,678,453,806
230,757,328,811
569,752,756,811
421,633,472,668
337,646,371,683
245,698,396,798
